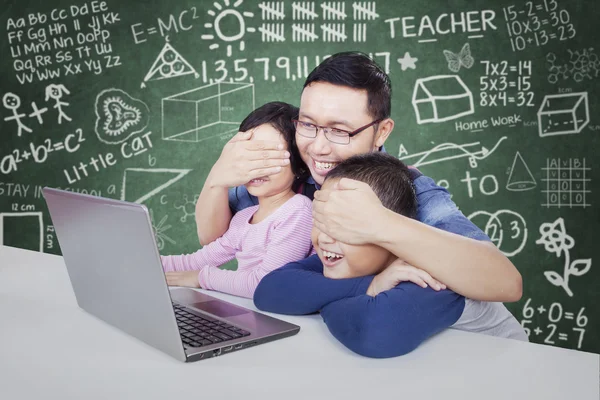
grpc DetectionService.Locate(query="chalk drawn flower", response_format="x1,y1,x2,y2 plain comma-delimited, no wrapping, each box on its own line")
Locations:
536,217,591,297
535,218,574,256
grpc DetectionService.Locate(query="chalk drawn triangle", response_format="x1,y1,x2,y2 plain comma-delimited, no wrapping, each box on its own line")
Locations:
141,38,199,88
120,168,192,203
507,151,537,191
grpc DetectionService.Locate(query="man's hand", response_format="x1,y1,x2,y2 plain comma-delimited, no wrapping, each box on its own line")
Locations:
312,178,387,245
165,271,201,288
208,130,290,188
366,259,447,297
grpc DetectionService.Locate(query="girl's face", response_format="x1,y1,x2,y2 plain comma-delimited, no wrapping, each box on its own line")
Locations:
244,123,295,198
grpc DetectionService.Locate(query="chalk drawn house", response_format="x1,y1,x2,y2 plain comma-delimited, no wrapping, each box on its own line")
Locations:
412,75,474,124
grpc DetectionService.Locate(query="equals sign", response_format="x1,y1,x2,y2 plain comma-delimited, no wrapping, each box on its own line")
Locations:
147,27,157,34
536,4,543,10
558,333,568,341
542,19,549,24
510,66,517,72
564,312,574,320
509,82,516,87
508,97,515,102
550,33,557,39
53,142,65,151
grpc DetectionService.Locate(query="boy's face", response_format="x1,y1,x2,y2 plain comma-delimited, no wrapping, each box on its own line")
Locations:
296,82,391,186
244,124,295,197
311,179,394,279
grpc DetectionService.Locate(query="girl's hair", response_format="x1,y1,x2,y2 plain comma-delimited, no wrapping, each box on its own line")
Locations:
239,102,310,192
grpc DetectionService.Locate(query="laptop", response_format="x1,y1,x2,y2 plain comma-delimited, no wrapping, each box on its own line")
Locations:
42,187,300,362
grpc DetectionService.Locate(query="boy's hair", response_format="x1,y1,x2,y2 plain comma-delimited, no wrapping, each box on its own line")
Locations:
303,52,392,121
324,152,417,218
239,101,310,187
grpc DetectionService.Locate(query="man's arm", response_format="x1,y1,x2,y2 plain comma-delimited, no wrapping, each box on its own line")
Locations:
312,177,522,303
374,175,522,302
253,254,371,314
195,130,290,245
195,170,233,245
320,283,465,358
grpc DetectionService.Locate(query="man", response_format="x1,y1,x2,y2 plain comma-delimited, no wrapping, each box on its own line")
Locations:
194,52,522,302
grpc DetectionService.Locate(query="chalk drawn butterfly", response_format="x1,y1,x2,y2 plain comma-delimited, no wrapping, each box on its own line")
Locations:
443,43,474,73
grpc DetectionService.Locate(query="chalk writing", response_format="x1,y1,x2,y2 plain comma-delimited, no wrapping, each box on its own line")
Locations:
479,60,534,107
542,158,590,208
521,298,588,348
0,128,85,175
6,1,123,84
502,1,577,52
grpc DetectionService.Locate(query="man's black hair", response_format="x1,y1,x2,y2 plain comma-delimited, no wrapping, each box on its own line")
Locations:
324,152,417,218
303,51,392,121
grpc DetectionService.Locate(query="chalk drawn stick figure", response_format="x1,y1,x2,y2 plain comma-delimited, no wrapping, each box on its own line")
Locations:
45,84,72,124
3,93,32,136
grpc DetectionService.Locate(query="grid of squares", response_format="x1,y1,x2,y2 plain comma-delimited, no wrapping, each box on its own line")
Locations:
542,158,591,208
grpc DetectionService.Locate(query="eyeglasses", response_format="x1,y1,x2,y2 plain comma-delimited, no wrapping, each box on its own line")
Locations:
292,119,382,145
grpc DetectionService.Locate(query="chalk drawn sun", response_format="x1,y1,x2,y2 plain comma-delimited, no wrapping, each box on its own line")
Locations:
201,0,255,57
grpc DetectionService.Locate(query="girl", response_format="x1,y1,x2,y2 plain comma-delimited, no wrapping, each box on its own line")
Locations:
160,102,314,299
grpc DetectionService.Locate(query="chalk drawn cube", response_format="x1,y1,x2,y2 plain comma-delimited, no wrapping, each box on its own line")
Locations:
412,75,474,124
537,92,589,137
162,82,255,142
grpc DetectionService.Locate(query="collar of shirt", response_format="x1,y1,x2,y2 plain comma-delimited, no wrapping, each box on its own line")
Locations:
308,145,388,190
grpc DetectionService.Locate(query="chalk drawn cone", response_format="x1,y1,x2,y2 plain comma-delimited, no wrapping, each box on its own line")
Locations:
507,151,537,191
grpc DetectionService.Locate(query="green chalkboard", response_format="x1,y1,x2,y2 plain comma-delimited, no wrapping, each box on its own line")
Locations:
1,0,599,353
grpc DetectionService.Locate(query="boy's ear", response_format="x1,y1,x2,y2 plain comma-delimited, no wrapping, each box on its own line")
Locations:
374,118,394,148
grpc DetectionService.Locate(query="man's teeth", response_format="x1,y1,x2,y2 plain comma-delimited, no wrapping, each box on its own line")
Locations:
250,179,267,183
323,251,343,260
315,161,337,170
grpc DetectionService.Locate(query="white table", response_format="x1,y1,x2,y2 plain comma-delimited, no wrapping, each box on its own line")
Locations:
1,245,598,400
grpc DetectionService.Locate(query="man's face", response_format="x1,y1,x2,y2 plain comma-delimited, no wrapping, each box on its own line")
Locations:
311,178,394,279
296,82,391,186
244,123,295,197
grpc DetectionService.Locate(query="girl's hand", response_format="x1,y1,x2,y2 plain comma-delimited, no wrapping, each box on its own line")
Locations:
366,260,447,297
165,271,201,288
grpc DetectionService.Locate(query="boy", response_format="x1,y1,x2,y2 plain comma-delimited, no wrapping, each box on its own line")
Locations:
254,152,527,358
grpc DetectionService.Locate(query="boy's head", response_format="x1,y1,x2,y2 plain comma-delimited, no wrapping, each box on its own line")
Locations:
296,52,394,185
311,152,417,279
239,102,309,196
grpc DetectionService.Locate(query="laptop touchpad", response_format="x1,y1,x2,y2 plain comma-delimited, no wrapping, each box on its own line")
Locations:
191,300,250,318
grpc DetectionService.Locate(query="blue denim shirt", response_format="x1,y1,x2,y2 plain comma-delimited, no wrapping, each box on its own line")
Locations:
228,172,489,241
227,147,489,241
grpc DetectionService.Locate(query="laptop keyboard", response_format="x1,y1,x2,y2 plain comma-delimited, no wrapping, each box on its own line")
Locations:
173,303,251,348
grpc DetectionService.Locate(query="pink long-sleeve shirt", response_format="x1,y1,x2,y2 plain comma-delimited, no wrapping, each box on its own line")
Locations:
161,194,314,298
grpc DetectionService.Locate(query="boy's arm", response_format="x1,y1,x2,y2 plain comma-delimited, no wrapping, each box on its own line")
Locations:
320,283,465,358
253,254,371,314
198,203,314,299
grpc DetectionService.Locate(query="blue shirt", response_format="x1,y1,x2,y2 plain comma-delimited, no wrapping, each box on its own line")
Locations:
253,254,466,358
229,168,490,242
